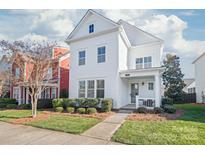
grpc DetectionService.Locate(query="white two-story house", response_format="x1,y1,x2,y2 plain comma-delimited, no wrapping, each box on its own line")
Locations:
66,10,164,109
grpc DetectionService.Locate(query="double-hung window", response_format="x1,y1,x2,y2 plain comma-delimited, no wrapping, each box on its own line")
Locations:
78,81,86,98
87,80,95,98
79,51,86,66
96,80,105,98
97,46,106,63
144,56,152,68
136,58,143,69
89,24,94,33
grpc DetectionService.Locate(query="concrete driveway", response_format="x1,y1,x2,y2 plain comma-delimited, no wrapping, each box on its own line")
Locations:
0,121,121,145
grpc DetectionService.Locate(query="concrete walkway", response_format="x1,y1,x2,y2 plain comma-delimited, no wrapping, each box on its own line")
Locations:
0,121,122,145
82,113,129,140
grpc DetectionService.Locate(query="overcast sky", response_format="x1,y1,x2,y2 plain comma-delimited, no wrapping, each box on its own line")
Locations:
0,9,205,78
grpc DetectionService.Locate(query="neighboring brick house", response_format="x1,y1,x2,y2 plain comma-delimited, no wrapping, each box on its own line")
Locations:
10,47,70,104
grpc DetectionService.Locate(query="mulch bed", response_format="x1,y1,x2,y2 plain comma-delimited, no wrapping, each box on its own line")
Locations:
127,109,184,121
11,111,115,124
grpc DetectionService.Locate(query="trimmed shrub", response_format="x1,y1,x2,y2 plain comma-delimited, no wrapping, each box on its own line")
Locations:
0,104,7,108
87,108,97,114
6,104,17,109
162,98,173,106
85,98,99,108
66,107,75,113
153,107,164,114
76,98,86,108
63,98,76,109
163,105,176,114
0,98,17,105
37,99,53,109
52,99,63,108
55,107,64,112
136,107,147,113
77,108,86,114
101,99,113,112
18,104,31,109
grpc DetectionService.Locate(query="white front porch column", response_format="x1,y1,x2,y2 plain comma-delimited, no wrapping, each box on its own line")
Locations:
135,95,139,108
155,74,161,107
26,87,29,104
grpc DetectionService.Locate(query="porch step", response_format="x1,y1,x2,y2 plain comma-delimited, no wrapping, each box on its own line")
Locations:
118,109,133,114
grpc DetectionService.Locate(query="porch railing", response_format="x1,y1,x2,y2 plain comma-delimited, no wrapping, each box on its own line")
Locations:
136,96,155,108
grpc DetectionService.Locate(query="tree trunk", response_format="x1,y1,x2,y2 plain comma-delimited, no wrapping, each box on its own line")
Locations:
31,95,38,118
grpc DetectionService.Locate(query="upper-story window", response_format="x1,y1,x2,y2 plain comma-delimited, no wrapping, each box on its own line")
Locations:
79,51,86,66
136,58,143,69
144,56,152,68
97,46,106,63
89,24,94,33
15,68,20,79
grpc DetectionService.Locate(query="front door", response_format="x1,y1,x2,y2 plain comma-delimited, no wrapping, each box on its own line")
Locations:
130,83,139,103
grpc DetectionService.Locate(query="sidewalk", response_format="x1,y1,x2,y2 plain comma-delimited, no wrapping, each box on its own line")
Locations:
0,121,121,145
82,113,129,140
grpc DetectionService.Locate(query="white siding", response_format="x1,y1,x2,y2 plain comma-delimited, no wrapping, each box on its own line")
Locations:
128,42,162,70
71,13,117,40
69,31,121,108
195,54,205,102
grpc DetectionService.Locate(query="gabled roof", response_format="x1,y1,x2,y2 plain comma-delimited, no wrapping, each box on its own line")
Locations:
66,9,119,40
192,52,205,64
184,78,195,88
66,9,163,47
118,19,163,46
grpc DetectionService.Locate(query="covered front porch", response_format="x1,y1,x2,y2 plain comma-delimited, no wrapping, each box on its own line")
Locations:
119,67,163,109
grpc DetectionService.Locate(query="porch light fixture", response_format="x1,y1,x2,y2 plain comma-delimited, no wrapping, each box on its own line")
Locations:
142,82,144,86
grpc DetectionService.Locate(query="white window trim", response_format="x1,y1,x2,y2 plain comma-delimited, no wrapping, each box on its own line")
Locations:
78,79,105,98
97,46,106,63
78,50,86,66
136,56,152,69
148,82,154,91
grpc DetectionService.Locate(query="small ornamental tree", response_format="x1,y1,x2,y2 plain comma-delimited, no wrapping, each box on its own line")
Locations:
162,54,186,103
0,40,57,117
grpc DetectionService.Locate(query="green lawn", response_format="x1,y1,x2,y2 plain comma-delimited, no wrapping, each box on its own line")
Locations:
175,104,205,123
0,110,32,122
112,104,205,145
26,115,101,134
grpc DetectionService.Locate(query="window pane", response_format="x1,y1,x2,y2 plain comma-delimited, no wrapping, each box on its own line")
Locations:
89,24,94,33
144,56,152,68
79,51,85,65
96,80,104,98
136,58,143,64
79,81,85,98
87,80,95,98
79,81,85,89
97,90,104,98
97,47,106,63
97,80,104,88
98,55,105,63
88,80,94,89
87,90,95,98
148,83,154,90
